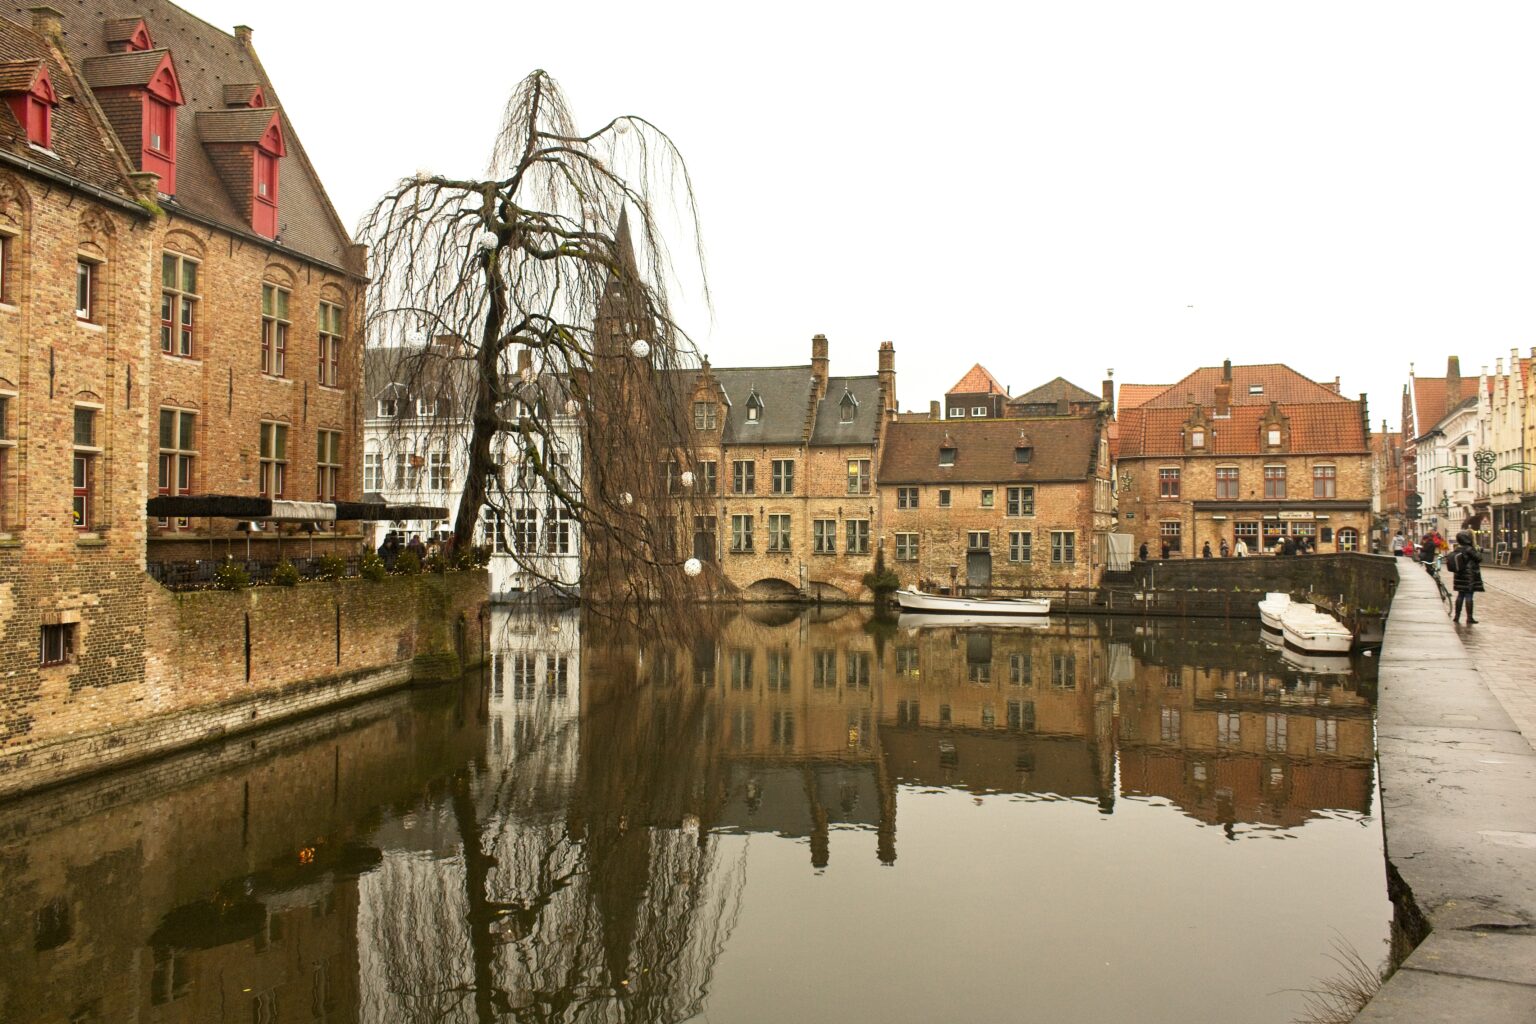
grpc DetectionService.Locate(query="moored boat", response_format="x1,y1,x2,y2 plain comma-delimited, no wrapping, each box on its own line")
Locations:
1258,592,1291,633
1279,604,1353,655
893,588,1051,616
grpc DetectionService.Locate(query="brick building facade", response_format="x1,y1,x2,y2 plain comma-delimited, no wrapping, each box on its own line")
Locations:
878,411,1112,592
1117,361,1372,557
669,334,894,600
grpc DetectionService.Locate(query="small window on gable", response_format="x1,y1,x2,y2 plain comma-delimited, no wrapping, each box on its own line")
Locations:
378,397,397,418
3,63,58,151
1191,429,1205,448
1014,446,1033,464
745,391,763,423
839,389,858,424
1267,427,1281,446
1249,384,1264,396
939,447,957,467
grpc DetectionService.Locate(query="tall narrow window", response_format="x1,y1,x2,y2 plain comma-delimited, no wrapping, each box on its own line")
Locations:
897,486,919,509
1051,530,1076,564
546,508,573,554
771,459,794,494
813,519,836,554
1264,465,1286,499
427,448,448,491
1158,467,1180,499
847,458,871,495
732,459,755,494
1006,486,1035,516
767,513,792,553
0,232,12,304
160,254,197,356
75,259,95,321
72,407,99,530
259,421,288,498
316,430,341,502
1215,466,1239,499
318,301,343,386
1009,531,1032,562
1312,464,1336,498
846,519,870,554
0,393,12,526
895,532,918,561
254,149,279,237
513,508,538,552
363,447,382,492
730,514,754,552
261,284,289,376
157,408,196,522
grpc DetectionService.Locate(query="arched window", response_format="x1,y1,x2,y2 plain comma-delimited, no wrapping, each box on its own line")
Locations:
1337,527,1359,552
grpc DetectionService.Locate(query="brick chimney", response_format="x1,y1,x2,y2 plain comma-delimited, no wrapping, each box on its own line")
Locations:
811,334,829,396
1445,355,1462,415
1214,359,1232,417
234,24,254,47
878,341,896,414
1101,374,1114,415
28,5,62,36
929,399,940,420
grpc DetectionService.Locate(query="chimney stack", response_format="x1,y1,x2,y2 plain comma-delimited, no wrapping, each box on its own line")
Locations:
877,341,896,414
28,5,62,36
929,400,940,420
234,24,254,46
1101,373,1115,414
1446,355,1462,415
811,334,829,396
1222,359,1232,382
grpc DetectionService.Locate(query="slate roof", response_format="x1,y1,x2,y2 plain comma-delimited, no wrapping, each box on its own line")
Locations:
879,416,1101,485
80,47,167,88
1116,403,1368,457
811,375,883,446
1009,376,1101,406
710,365,816,445
1,1,357,271
947,363,1007,396
1141,363,1350,409
0,55,38,90
0,20,139,200
195,105,279,144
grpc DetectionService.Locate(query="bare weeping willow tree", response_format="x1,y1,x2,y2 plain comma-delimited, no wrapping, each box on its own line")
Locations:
358,69,712,614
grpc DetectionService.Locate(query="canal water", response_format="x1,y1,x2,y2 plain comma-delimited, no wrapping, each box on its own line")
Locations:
0,607,1389,1024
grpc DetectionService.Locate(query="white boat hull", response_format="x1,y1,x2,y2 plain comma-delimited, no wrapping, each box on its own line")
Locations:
1280,647,1353,676
898,612,1053,631
1258,592,1291,633
894,589,1051,616
1279,607,1353,654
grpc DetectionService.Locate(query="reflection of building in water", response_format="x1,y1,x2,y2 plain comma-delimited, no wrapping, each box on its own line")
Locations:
486,605,583,809
1117,621,1375,827
0,690,483,1024
879,620,1117,804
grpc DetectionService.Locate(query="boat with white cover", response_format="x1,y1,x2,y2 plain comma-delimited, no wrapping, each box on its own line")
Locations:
893,588,1051,616
1279,604,1353,655
1258,592,1291,633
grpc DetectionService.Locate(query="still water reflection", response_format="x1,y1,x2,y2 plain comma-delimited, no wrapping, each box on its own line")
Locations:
0,607,1387,1024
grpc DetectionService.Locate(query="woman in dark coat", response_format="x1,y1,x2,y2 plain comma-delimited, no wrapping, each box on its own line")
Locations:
1448,530,1484,624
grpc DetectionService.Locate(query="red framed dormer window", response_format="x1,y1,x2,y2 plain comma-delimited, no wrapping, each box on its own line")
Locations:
140,55,183,193
3,64,57,150
251,116,285,238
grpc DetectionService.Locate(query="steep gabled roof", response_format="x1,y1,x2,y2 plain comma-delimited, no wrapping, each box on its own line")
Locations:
1142,363,1349,409
879,416,1101,485
2,1,358,271
1010,376,1100,406
1116,403,1368,457
0,19,140,200
710,365,816,445
947,363,1006,396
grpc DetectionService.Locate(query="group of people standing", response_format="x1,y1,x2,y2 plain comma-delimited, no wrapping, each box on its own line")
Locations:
1139,534,1318,561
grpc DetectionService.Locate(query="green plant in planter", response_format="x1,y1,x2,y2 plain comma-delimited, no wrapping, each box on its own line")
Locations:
316,553,348,581
360,552,387,582
213,559,250,591
272,560,301,587
395,550,422,575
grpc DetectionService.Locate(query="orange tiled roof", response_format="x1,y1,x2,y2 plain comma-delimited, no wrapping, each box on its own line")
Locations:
1142,363,1349,409
1117,383,1171,410
946,363,1007,396
1116,403,1367,458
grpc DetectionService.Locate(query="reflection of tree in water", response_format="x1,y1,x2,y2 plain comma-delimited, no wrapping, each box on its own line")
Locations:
361,642,744,1024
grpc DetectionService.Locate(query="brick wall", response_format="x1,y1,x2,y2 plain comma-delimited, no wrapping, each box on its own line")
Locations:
0,569,487,799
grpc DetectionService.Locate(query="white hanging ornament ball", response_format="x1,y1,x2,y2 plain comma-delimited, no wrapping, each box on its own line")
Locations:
679,470,695,489
621,492,634,506
630,339,651,360
478,230,499,251
683,557,703,577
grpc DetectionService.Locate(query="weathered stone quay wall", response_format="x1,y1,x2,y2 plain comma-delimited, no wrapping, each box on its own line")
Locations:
1130,551,1399,618
0,570,488,801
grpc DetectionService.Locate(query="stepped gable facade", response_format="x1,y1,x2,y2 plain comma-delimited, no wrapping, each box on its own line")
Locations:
1116,361,1371,557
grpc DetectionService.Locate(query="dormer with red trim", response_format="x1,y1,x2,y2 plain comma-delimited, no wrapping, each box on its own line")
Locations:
222,83,266,108
103,17,154,53
196,106,286,239
0,60,57,150
82,49,184,193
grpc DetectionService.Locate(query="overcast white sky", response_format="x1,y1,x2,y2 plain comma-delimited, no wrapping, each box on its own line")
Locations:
192,0,1536,430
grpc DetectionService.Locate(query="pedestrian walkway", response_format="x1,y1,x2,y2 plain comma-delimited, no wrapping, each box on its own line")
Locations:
1356,562,1536,1022
1460,567,1536,753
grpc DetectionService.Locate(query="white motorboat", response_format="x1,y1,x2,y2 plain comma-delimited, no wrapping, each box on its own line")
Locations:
893,588,1051,616
1279,604,1353,655
898,612,1053,632
1258,592,1291,633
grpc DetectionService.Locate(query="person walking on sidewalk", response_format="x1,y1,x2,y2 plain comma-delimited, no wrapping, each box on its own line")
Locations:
1448,530,1484,624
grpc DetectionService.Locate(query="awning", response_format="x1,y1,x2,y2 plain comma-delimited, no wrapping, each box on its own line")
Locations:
147,494,450,523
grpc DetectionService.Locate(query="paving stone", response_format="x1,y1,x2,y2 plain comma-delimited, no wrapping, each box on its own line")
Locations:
1353,969,1536,1023
1402,931,1536,987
